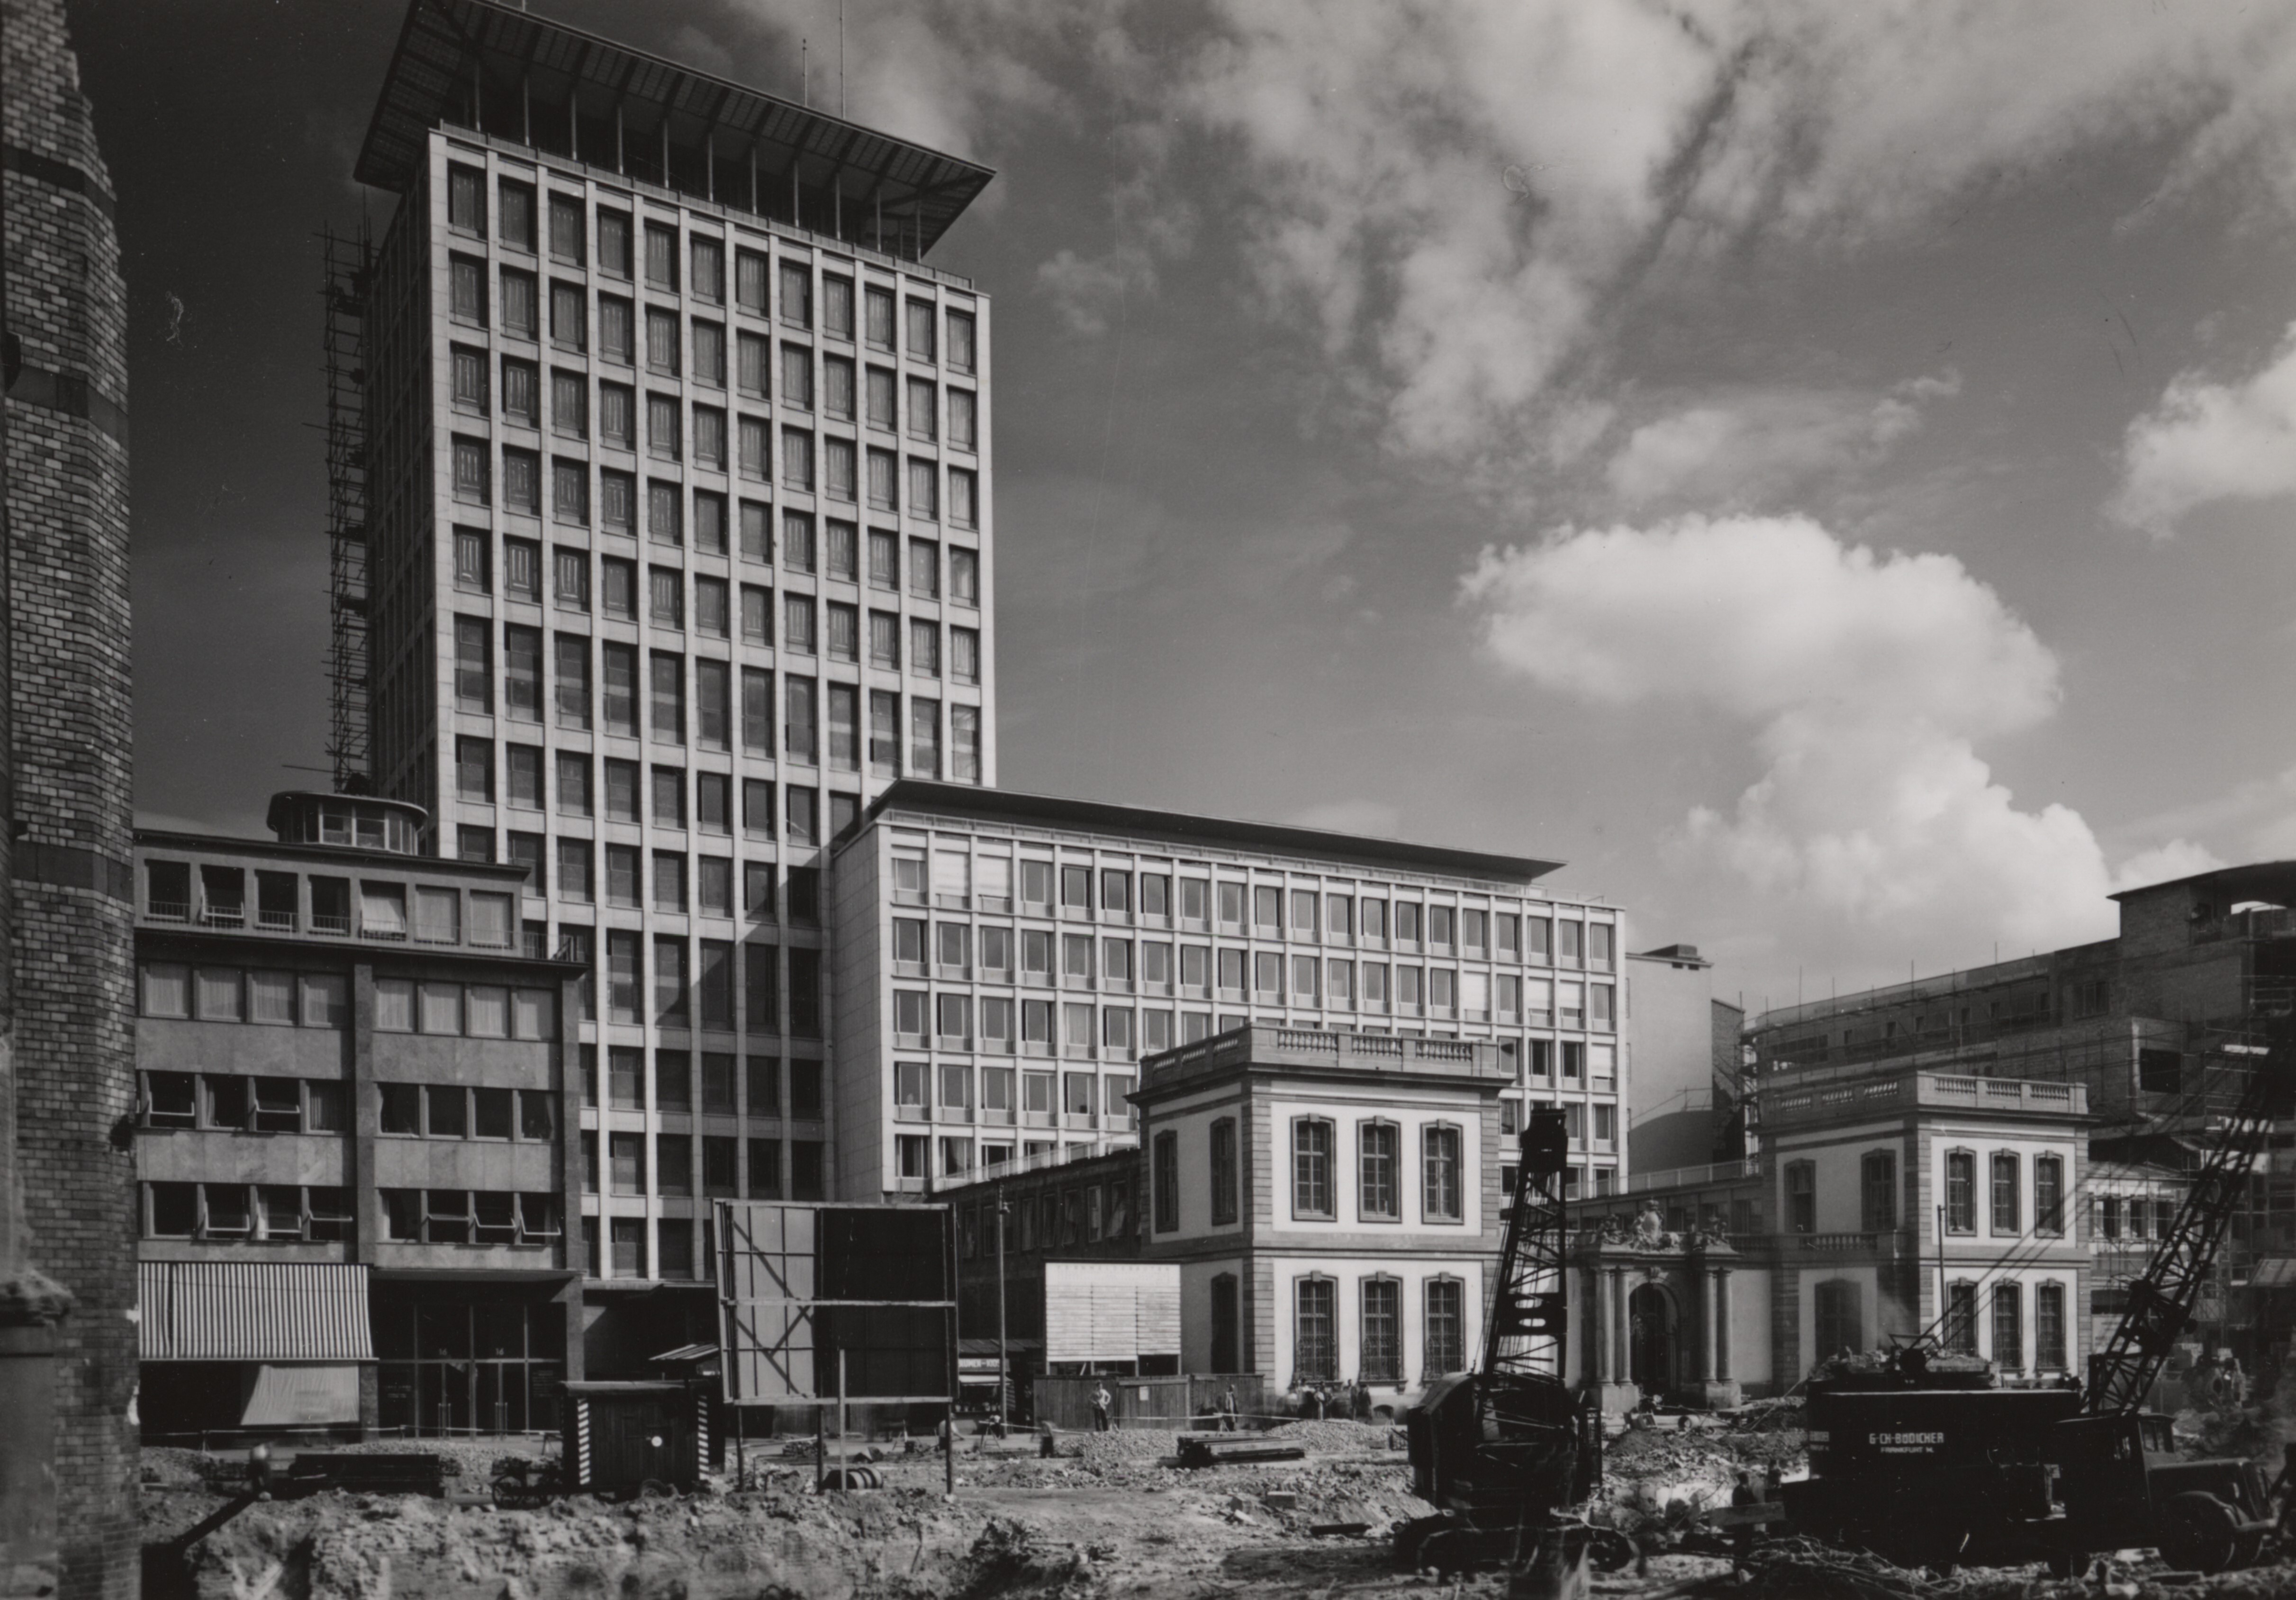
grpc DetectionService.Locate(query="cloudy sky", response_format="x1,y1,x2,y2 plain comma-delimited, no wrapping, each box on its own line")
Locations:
81,0,2296,1011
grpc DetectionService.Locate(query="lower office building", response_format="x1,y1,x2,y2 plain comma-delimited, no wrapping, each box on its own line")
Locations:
133,791,584,1437
832,782,1629,1203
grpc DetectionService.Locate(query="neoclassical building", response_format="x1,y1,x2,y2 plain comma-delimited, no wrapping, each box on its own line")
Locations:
1572,1059,2090,1402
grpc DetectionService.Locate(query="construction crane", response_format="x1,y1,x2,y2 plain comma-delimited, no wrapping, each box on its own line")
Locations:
2046,1031,2296,1573
1395,1108,1609,1576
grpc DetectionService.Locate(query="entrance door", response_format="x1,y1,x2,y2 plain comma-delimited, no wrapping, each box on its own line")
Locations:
1210,1274,1238,1373
1628,1284,1674,1397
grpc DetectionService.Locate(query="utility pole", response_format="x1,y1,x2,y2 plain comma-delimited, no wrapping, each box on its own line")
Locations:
997,1202,1011,1435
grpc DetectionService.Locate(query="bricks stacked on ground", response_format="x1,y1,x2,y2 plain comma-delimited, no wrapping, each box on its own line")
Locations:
2,0,138,1597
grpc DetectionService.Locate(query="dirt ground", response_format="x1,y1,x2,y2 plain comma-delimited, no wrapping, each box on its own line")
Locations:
137,1416,2296,1600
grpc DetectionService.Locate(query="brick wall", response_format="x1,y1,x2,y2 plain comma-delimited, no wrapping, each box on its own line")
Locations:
3,0,139,1596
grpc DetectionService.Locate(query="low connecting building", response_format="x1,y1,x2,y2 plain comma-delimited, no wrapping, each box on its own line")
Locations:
133,792,584,1438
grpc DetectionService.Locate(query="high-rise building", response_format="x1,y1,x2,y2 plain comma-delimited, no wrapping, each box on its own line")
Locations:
3,0,139,1594
347,0,995,1339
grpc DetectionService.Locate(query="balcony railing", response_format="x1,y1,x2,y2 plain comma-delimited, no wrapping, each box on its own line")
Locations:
1626,1158,1762,1195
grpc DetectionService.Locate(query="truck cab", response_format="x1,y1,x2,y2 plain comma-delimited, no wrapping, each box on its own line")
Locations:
2052,1413,2278,1573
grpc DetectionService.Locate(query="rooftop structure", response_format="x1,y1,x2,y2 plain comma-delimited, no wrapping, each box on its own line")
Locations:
355,0,995,262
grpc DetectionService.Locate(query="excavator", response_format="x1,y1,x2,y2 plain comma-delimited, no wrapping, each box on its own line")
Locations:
1786,1023,2296,1574
1395,1107,1610,1576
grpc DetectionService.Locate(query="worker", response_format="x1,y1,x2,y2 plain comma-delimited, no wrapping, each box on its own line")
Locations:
246,1443,273,1501
1090,1382,1113,1432
1729,1470,1760,1575
1303,1386,1324,1421
1219,1385,1239,1433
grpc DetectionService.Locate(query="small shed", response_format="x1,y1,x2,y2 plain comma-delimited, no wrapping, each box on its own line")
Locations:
562,1381,710,1494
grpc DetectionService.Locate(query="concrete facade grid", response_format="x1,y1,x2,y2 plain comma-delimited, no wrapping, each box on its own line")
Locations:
371,122,997,1286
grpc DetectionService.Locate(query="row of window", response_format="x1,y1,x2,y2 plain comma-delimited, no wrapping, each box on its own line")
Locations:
1292,1275,1470,1384
461,510,980,600
1285,1120,1468,1226
890,1132,1113,1182
891,948,1614,1026
585,1130,798,1199
143,864,520,948
1790,1149,2069,1237
890,860,1612,967
139,966,348,1027
450,338,978,452
2096,1194,2177,1241
380,1082,559,1141
893,1062,1135,1123
381,1189,565,1246
583,1049,824,1120
141,1073,344,1134
459,547,981,669
145,1182,354,1242
956,1176,1137,1258
444,168,976,368
447,641,984,782
449,431,978,526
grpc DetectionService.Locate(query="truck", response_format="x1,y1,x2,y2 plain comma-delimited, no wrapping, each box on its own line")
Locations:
1782,1029,2296,1573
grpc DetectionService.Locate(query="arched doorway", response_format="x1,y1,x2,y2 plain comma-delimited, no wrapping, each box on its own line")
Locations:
1628,1282,1676,1397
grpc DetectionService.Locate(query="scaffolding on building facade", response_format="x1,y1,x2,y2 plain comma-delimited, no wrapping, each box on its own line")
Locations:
320,223,374,790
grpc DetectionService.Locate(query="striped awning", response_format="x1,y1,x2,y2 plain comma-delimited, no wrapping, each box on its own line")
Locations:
139,1262,375,1362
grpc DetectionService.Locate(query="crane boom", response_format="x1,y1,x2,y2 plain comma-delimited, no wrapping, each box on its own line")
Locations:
2085,1030,2296,1418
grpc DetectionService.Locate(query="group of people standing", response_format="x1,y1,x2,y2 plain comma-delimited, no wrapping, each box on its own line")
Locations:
1294,1380,1376,1422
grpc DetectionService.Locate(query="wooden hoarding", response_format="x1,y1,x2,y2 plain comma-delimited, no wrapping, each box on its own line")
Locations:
716,1200,956,1406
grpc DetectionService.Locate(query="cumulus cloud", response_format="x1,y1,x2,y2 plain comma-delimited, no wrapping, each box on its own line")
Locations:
2111,324,2296,533
1461,515,2211,965
723,2,2296,461
1603,371,1960,509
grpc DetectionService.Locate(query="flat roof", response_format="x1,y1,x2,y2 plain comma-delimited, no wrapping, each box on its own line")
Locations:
850,781,1565,888
2111,859,2296,908
355,0,995,257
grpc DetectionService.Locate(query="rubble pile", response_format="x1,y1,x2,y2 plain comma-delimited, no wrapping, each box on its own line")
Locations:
1595,1414,1807,1537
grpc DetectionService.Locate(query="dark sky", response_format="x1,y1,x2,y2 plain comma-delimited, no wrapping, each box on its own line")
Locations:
71,0,2296,1002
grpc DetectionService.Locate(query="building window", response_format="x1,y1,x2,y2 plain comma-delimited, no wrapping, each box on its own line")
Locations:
1294,1277,1337,1385
1786,1161,1815,1235
1861,1150,1896,1232
1813,1279,1862,1362
1423,1124,1463,1223
1292,1118,1334,1219
1153,1131,1179,1233
1360,1277,1401,1382
1991,1151,2021,1235
1425,1277,1466,1376
1944,1280,1978,1354
1945,1150,1976,1234
1359,1120,1399,1221
1991,1282,2023,1372
2035,1154,2065,1236
2036,1281,2068,1371
1210,1118,1238,1227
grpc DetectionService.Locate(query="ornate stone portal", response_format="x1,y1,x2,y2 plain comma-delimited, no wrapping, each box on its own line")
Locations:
1576,1209,1740,1412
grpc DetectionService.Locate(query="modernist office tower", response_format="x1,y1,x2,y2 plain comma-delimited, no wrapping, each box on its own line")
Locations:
2,0,139,1593
348,0,995,1308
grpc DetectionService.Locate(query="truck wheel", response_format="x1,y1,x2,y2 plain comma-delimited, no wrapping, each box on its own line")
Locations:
2158,1491,2242,1574
1392,1514,1455,1571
